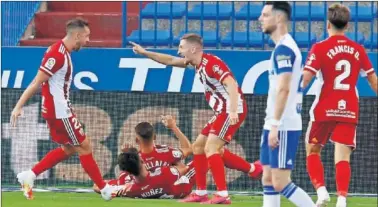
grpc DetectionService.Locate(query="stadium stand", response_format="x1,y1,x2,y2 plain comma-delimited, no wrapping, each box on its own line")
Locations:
18,2,148,47
1,1,41,46
2,1,377,50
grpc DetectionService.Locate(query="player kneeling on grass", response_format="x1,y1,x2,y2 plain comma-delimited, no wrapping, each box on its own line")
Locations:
112,148,194,199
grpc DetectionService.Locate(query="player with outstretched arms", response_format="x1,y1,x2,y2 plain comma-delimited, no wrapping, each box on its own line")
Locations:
303,3,378,207
258,2,316,207
10,18,117,201
94,115,262,196
130,34,262,204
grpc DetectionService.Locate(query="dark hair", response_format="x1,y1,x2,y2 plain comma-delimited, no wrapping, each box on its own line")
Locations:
135,122,154,141
328,3,350,30
266,1,291,20
118,148,141,176
66,17,89,33
180,33,203,46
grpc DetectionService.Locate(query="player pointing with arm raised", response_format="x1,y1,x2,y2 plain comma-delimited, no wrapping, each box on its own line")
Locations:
130,33,262,204
258,2,316,207
303,3,377,207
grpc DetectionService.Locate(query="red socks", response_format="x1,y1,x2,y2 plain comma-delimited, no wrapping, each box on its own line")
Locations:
208,154,227,191
193,154,208,190
306,154,325,190
32,148,69,176
336,161,351,197
79,153,106,190
222,148,251,173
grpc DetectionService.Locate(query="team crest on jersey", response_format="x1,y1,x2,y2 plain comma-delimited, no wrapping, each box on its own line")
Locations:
306,54,316,65
212,65,223,75
172,150,182,158
338,99,346,110
45,58,56,70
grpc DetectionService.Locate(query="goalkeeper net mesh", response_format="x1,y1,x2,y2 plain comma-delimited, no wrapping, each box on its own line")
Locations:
1,89,377,195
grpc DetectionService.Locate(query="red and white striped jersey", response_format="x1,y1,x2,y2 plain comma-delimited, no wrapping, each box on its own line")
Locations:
39,40,73,119
195,53,246,114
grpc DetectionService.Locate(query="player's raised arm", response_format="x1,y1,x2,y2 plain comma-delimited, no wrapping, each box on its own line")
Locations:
130,41,188,68
10,71,50,127
161,115,193,158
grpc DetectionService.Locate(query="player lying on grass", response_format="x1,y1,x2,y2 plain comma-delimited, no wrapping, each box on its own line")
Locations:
113,147,194,199
93,115,262,195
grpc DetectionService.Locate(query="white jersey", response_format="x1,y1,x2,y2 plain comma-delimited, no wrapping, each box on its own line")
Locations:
264,34,303,130
39,40,73,119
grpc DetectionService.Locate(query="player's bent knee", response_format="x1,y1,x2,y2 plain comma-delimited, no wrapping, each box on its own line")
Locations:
271,169,291,192
192,140,205,155
334,143,352,163
204,134,224,157
306,143,322,156
261,166,273,185
75,138,93,156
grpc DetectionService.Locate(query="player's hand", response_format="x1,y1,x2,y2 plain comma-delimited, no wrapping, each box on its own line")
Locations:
229,112,239,125
268,126,279,149
161,115,177,129
129,41,146,55
121,143,134,152
10,107,23,127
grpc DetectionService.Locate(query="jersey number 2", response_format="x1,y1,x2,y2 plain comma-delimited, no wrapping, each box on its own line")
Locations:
334,60,351,90
71,117,81,130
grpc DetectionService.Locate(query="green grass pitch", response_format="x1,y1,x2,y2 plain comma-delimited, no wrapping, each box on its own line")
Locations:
2,192,377,207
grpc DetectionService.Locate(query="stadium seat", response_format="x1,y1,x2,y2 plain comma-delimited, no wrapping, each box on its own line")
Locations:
234,4,263,20
127,30,171,46
349,5,376,22
141,2,186,19
291,5,325,21
173,30,218,47
187,3,232,20
268,32,317,48
365,33,378,49
221,32,268,47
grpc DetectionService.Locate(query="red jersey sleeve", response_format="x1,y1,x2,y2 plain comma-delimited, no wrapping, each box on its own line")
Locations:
39,47,65,77
359,47,375,77
161,167,181,183
168,147,184,163
206,55,232,83
304,43,322,75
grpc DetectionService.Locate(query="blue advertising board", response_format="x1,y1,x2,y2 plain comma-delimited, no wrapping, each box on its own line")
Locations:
1,47,377,96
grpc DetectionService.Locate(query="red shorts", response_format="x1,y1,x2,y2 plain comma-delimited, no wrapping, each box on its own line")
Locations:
306,121,357,149
45,114,86,146
201,111,246,143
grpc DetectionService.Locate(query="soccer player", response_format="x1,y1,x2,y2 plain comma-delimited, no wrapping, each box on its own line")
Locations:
130,35,261,204
113,147,195,199
303,3,378,207
258,2,316,207
9,18,117,200
94,115,262,193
